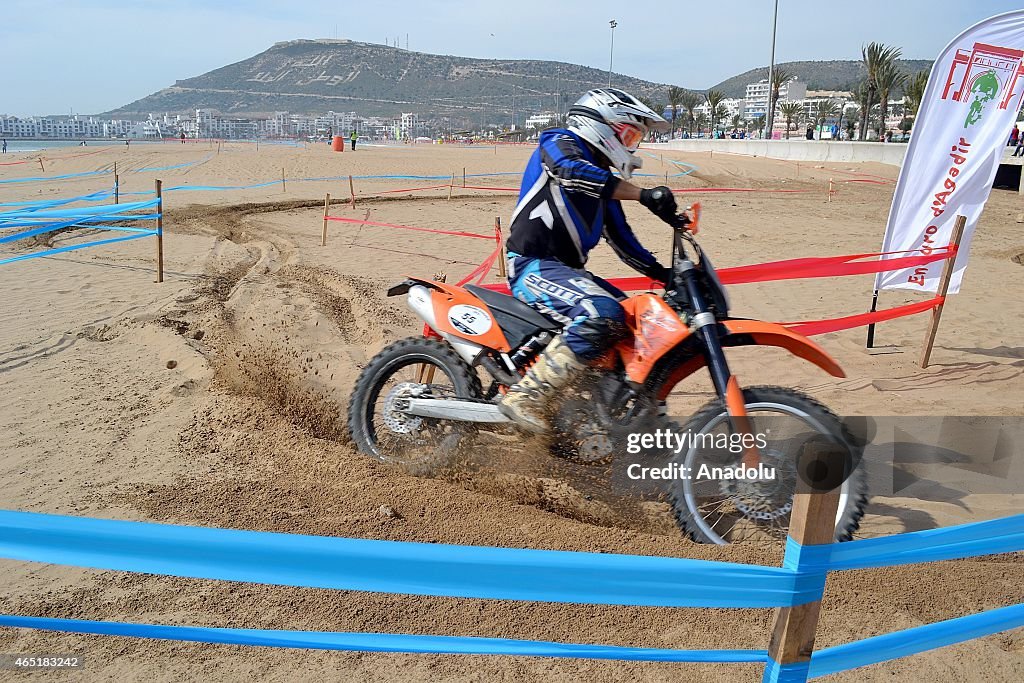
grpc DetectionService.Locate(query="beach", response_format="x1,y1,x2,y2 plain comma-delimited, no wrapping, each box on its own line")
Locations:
0,140,1021,681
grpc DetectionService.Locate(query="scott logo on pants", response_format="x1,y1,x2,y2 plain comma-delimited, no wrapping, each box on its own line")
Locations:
523,272,583,305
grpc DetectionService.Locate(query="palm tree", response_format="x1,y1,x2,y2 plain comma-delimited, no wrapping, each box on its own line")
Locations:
713,103,730,136
845,107,859,140
680,91,703,137
875,62,907,141
766,67,793,139
778,101,804,139
667,86,686,138
704,89,726,136
814,99,842,136
694,111,710,138
903,70,929,118
851,80,876,140
859,42,902,141
730,113,742,131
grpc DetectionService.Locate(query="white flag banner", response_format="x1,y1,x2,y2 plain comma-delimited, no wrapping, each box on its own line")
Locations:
877,10,1024,293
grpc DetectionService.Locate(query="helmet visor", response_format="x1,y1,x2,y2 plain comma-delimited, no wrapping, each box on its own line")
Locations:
613,123,645,151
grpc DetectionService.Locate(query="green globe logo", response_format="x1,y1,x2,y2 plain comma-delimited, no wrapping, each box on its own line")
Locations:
964,70,1000,128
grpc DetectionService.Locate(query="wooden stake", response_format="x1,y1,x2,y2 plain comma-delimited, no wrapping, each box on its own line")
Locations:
38,157,45,172
495,217,506,278
155,179,164,283
764,441,842,682
447,172,455,201
919,215,966,369
114,162,119,205
322,193,331,246
281,167,286,193
828,178,834,203
349,174,356,209
463,166,466,187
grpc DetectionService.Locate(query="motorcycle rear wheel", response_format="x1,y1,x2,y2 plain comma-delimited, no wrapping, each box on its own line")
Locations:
668,385,868,544
347,337,482,475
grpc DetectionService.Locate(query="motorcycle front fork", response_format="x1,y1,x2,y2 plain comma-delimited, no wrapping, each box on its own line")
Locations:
676,261,761,468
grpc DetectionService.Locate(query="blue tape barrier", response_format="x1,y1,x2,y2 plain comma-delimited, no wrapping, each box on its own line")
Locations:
0,199,160,265
0,615,767,663
0,189,115,210
0,169,112,185
137,153,214,173
0,232,155,265
763,658,811,682
0,199,159,223
0,510,822,608
786,513,1024,572
0,510,1022,679
640,151,699,177
808,603,1024,678
162,180,283,192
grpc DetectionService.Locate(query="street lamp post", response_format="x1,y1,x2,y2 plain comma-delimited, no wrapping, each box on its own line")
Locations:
608,20,617,87
763,0,779,140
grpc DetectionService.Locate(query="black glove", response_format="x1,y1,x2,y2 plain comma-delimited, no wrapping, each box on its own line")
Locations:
639,186,678,224
653,264,674,288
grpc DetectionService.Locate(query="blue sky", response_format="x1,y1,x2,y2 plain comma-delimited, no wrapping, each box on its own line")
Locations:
2,0,1021,115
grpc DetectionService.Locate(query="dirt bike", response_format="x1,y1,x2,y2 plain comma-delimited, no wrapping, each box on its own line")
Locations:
348,204,868,544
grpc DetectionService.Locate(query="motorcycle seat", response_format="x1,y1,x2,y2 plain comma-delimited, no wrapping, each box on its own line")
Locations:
464,285,560,331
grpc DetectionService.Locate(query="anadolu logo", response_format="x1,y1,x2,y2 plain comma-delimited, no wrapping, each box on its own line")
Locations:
941,42,1024,129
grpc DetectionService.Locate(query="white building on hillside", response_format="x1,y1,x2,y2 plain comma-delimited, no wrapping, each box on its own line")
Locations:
744,78,807,120
525,112,558,129
693,98,746,125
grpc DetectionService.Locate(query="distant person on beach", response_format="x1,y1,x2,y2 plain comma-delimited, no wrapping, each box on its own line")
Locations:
125,140,130,149
2,139,6,154
1013,132,1024,157
498,88,677,431
350,130,358,151
180,131,187,144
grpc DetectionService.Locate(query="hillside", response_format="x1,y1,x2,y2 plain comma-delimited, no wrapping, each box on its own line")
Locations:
109,43,935,122
708,59,933,97
108,39,683,121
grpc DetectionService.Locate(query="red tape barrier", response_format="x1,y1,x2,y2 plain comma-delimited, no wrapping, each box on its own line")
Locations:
362,184,450,195
782,297,944,336
460,185,520,192
324,215,494,240
671,187,812,194
484,247,955,293
456,242,502,286
0,148,111,166
327,209,952,337
473,248,956,336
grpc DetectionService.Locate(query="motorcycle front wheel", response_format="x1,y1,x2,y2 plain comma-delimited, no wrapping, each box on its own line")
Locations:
668,385,868,544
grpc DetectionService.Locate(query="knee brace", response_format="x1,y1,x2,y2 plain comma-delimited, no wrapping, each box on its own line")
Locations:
568,316,628,361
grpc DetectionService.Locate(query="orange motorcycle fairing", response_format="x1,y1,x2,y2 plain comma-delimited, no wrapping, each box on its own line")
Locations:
617,293,691,384
650,318,846,400
425,284,513,353
719,319,845,378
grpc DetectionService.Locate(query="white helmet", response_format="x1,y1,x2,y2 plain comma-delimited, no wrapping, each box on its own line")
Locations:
566,88,669,179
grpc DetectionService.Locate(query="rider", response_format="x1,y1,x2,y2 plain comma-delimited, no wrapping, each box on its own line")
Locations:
499,88,682,432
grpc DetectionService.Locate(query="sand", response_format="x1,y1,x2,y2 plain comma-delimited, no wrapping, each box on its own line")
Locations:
0,141,1021,681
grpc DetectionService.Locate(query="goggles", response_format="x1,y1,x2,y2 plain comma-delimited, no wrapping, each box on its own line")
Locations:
613,123,645,151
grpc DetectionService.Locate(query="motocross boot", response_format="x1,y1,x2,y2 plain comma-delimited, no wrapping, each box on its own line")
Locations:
498,335,584,433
